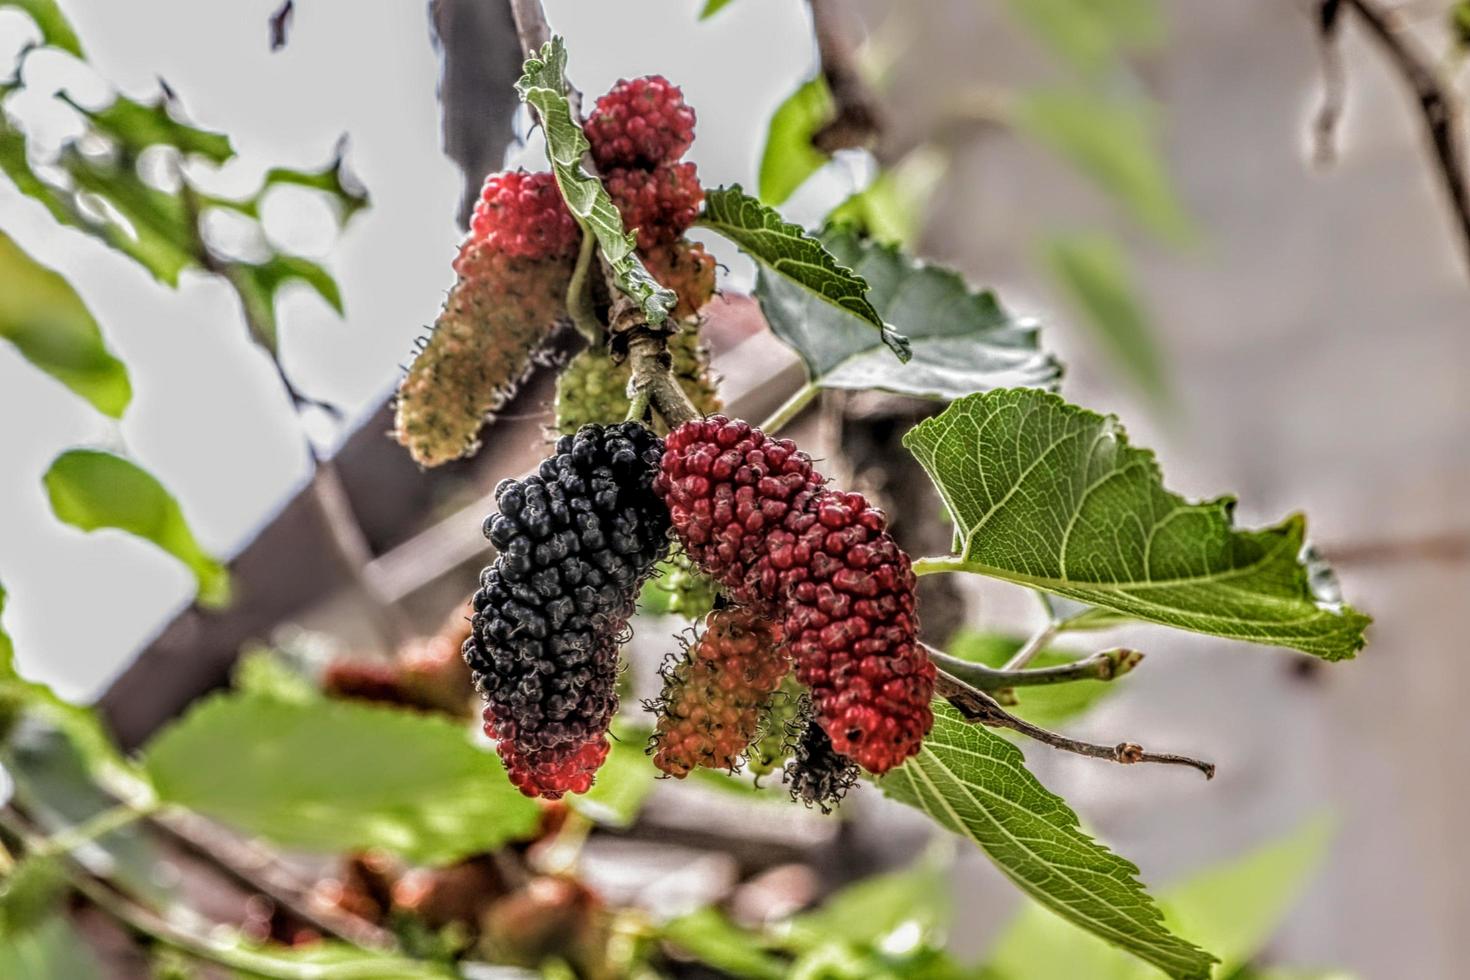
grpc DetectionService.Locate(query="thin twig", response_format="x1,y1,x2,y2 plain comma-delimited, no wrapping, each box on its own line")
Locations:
807,0,884,155
508,0,551,53
932,671,1215,779
1342,0,1470,276
1312,0,1346,165
925,644,1143,691
1001,620,1059,671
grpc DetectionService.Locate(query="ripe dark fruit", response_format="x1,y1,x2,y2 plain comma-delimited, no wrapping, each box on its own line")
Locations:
784,712,860,813
604,162,704,251
585,75,696,170
655,416,936,774
467,170,580,261
464,422,671,798
648,607,790,777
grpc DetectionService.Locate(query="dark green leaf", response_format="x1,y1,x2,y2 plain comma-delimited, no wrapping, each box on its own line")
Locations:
701,186,906,360
757,228,1056,399
516,37,675,325
0,915,103,979
61,92,233,164
758,77,834,206
142,693,541,865
44,450,230,607
0,230,131,416
904,390,1370,659
946,629,1121,728
1,0,84,56
663,907,787,979
699,0,735,20
1042,232,1170,407
1015,91,1193,242
879,703,1216,979
1004,0,1162,73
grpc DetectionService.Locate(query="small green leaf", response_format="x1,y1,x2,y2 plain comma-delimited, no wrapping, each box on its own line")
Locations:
263,149,371,226
699,0,735,20
44,450,230,608
904,390,1370,659
758,77,834,206
142,693,541,865
984,814,1334,979
946,629,1121,728
516,37,675,325
1004,0,1162,74
663,907,788,980
1,0,84,56
1041,232,1170,407
1015,91,1193,242
0,915,103,979
827,146,948,247
879,703,1216,979
0,230,131,417
757,227,1056,399
700,186,907,360
224,253,343,353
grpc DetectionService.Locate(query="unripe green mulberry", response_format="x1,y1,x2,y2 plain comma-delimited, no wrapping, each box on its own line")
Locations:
640,546,719,620
746,676,806,778
552,326,720,436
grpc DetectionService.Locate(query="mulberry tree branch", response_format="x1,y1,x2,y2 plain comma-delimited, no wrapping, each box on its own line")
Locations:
807,0,883,155
925,644,1144,691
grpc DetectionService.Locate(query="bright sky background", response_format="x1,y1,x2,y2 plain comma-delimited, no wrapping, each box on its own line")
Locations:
0,0,819,699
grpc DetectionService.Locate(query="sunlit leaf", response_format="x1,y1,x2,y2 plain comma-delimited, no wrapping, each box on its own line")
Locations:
0,230,130,416
827,146,948,247
0,915,102,979
663,907,787,979
904,390,1370,658
43,450,230,607
781,857,950,950
699,0,735,20
758,77,833,206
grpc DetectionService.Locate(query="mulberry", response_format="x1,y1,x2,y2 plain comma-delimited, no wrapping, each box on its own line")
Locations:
394,243,571,467
467,170,580,261
784,713,860,813
604,163,703,250
464,423,671,798
643,240,718,322
552,326,720,436
655,417,935,774
647,608,790,777
585,75,696,171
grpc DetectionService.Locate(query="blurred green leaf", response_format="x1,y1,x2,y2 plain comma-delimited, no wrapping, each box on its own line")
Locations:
701,185,906,359
236,941,456,978
142,693,541,865
1015,91,1193,242
263,149,371,226
567,725,656,828
946,629,1121,728
904,390,1370,659
231,647,318,705
44,450,230,608
224,253,342,353
0,914,103,979
880,703,1216,979
1042,232,1169,408
1004,0,1162,73
61,92,233,163
699,0,735,20
757,227,1056,400
0,858,66,939
664,907,788,979
0,230,131,416
758,77,834,206
984,814,1335,979
1,0,83,56
517,37,675,325
782,857,950,951
828,146,948,247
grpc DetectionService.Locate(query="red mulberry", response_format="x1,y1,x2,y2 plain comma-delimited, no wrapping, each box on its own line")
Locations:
604,163,703,250
464,423,671,798
655,417,935,774
467,170,580,261
647,607,790,777
585,75,696,171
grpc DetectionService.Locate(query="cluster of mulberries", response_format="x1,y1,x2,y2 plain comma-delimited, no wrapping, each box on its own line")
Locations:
654,417,935,775
464,423,670,798
553,326,720,436
466,171,580,261
647,607,790,777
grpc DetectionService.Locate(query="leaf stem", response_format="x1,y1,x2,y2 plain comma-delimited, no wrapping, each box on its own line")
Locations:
758,382,819,434
924,644,1142,690
566,228,602,344
931,671,1214,779
911,555,967,576
30,800,155,859
1002,620,1059,671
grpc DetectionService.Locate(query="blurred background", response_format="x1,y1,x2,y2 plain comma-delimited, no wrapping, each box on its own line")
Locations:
0,0,1466,976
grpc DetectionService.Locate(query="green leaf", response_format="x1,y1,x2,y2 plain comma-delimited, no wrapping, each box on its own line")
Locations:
879,703,1216,979
142,693,541,865
699,0,735,20
43,450,230,608
516,37,675,326
782,857,950,951
263,149,371,226
1004,0,1162,74
984,814,1334,979
1,0,84,56
231,647,318,705
0,230,131,416
567,726,656,828
827,146,948,247
663,907,788,980
0,858,67,939
702,185,907,360
1042,232,1169,407
61,92,233,164
758,77,834,206
946,629,1121,728
224,253,343,353
1015,91,1193,242
904,390,1370,659
234,941,455,978
757,227,1056,400
0,915,103,980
